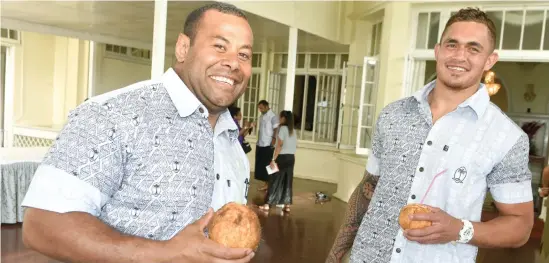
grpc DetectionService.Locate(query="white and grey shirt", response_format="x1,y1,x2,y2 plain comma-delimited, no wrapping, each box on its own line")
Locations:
22,68,250,240
350,80,532,263
257,109,279,147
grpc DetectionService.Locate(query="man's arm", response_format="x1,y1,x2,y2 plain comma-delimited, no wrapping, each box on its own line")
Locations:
326,170,379,262
469,201,533,248
23,209,170,263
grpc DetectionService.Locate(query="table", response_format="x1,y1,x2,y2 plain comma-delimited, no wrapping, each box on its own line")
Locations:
1,147,49,224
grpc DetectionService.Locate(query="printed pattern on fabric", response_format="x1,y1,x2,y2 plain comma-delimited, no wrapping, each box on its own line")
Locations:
350,99,429,263
42,83,216,240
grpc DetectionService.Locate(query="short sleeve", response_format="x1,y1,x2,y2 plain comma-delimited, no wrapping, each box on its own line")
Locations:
366,112,384,176
487,133,533,204
21,102,124,216
271,113,280,129
278,126,289,141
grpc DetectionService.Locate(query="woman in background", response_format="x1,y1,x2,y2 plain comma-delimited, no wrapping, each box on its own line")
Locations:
260,110,297,212
229,106,254,147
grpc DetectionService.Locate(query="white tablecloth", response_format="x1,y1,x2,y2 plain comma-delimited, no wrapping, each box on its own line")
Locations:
1,147,49,224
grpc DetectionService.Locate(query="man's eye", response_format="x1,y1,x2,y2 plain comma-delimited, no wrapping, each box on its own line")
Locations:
215,44,226,51
239,53,250,60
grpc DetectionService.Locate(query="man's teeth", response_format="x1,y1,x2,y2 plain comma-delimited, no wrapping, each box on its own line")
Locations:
211,76,234,85
448,66,466,72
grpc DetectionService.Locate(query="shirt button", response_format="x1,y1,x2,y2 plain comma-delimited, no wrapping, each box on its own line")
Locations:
216,174,220,180
411,194,416,199
396,248,401,253
419,167,424,172
199,107,204,113
427,141,432,146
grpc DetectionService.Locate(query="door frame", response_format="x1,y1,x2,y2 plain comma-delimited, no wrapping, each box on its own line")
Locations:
1,43,15,147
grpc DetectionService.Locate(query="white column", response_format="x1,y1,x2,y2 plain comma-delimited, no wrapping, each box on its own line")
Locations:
87,41,96,98
283,27,298,111
151,0,168,78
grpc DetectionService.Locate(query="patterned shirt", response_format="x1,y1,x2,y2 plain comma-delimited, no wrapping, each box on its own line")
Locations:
22,68,250,240
350,81,532,263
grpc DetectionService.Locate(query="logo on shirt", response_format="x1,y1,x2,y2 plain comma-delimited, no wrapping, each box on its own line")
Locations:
453,167,467,184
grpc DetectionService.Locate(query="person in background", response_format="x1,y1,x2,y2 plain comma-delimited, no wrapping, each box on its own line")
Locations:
260,110,297,213
229,105,255,153
255,100,279,191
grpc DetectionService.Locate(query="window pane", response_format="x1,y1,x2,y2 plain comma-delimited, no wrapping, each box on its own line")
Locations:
281,54,288,68
340,54,349,68
365,60,377,83
9,30,18,40
502,11,522,50
522,10,544,50
0,28,7,38
416,12,429,49
370,24,378,56
310,54,318,68
375,23,383,55
318,54,327,68
359,127,372,149
297,54,305,68
327,54,336,68
427,13,440,49
486,11,503,49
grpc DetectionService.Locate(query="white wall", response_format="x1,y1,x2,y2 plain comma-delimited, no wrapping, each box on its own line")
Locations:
94,43,174,96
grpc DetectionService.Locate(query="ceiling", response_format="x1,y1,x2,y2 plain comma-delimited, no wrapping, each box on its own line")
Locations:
0,1,349,53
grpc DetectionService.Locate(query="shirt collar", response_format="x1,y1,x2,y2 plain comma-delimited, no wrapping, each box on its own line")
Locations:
161,68,239,141
412,80,490,119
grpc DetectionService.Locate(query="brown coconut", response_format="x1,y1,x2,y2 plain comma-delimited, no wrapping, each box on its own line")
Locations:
398,204,432,230
208,202,261,251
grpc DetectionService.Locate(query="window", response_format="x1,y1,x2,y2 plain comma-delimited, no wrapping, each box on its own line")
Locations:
105,44,151,62
338,62,362,149
356,56,380,155
415,12,441,49
370,22,383,56
484,9,549,51
267,71,284,115
235,72,261,129
1,28,20,44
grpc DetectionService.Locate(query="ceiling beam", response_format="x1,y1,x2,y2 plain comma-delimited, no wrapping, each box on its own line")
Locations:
0,17,170,52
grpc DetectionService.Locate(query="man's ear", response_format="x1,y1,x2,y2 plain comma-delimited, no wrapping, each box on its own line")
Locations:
484,51,499,71
174,33,190,63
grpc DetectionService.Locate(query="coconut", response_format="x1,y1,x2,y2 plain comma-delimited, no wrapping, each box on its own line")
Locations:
398,204,432,230
208,202,261,251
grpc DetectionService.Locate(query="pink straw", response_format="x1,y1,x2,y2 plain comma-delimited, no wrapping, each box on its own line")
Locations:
420,169,448,204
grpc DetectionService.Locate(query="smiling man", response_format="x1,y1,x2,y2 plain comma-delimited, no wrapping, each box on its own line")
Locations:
21,3,256,263
327,7,533,263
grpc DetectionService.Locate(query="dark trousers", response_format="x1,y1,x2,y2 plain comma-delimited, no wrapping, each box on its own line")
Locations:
265,154,295,205
255,146,274,182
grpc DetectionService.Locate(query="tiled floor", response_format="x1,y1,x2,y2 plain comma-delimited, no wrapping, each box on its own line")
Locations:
1,177,544,263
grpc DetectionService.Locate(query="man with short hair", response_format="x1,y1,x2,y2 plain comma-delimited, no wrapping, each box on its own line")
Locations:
21,3,256,263
255,100,279,190
327,7,533,263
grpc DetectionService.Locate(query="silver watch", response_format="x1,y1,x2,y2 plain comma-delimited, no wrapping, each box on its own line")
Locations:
456,219,474,244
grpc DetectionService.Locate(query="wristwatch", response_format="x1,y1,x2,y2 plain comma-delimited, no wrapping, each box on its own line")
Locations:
456,219,474,244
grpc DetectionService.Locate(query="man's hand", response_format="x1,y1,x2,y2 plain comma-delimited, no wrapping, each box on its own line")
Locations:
165,208,255,263
403,205,463,245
